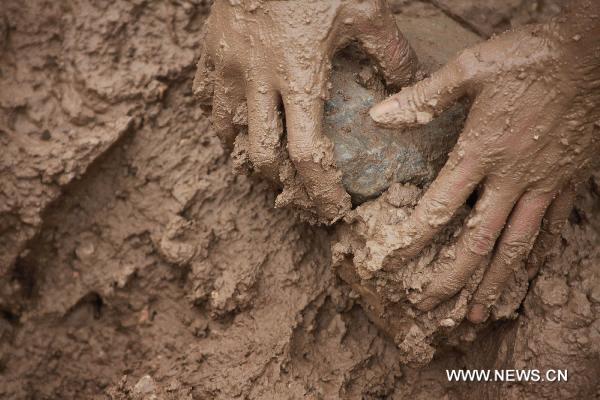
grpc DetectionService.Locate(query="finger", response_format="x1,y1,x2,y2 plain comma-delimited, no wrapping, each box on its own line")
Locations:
211,78,239,150
526,186,575,280
468,191,554,323
369,48,480,128
246,83,284,183
193,48,215,105
417,182,519,311
283,94,351,221
392,151,484,261
350,1,418,88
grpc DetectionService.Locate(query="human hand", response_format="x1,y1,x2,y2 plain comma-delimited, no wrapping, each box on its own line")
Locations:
194,0,417,222
369,24,600,322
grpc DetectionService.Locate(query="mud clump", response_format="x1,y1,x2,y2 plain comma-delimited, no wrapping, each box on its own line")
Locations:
332,183,528,365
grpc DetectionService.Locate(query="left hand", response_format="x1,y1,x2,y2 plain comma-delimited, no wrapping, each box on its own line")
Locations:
369,25,600,322
194,0,417,222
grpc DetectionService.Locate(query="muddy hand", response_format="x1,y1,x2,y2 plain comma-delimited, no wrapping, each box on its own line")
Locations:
193,1,417,222
370,5,600,320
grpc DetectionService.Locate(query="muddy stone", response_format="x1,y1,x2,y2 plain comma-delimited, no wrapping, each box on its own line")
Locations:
324,11,480,203
325,55,463,203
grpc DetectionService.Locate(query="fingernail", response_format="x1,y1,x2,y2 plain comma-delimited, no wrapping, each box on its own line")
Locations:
467,303,488,324
369,99,396,123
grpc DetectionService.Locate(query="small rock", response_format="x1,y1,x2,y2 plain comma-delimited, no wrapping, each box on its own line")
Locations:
143,80,168,103
191,319,209,338
116,263,137,288
439,318,456,328
133,375,156,396
75,241,95,260
396,324,435,366
535,276,569,307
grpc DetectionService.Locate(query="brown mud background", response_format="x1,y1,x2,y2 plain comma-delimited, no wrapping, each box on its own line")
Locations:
1,1,599,399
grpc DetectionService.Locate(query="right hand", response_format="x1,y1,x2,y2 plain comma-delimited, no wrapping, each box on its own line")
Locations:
369,24,600,319
194,0,417,222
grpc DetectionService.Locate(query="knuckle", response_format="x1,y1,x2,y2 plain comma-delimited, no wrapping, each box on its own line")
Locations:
466,226,497,256
249,150,277,171
287,143,312,165
423,197,452,225
390,92,408,109
286,135,322,166
500,239,532,263
406,82,434,123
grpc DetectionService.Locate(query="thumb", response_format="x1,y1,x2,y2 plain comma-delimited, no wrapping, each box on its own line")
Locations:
369,49,477,128
350,1,418,89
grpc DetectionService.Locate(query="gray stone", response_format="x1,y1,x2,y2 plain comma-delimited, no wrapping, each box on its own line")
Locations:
324,11,481,203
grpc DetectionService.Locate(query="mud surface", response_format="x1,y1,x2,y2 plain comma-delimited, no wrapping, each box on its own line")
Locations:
429,0,564,37
1,1,598,399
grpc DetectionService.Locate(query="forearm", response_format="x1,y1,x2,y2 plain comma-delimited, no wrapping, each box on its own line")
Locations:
560,0,600,44
553,0,600,74
541,0,600,120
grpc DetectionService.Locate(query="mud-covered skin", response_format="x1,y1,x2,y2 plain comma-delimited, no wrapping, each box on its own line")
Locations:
370,0,600,322
193,0,418,223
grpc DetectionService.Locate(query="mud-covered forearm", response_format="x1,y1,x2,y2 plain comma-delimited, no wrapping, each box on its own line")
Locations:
560,0,600,44
544,0,600,126
554,0,600,78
